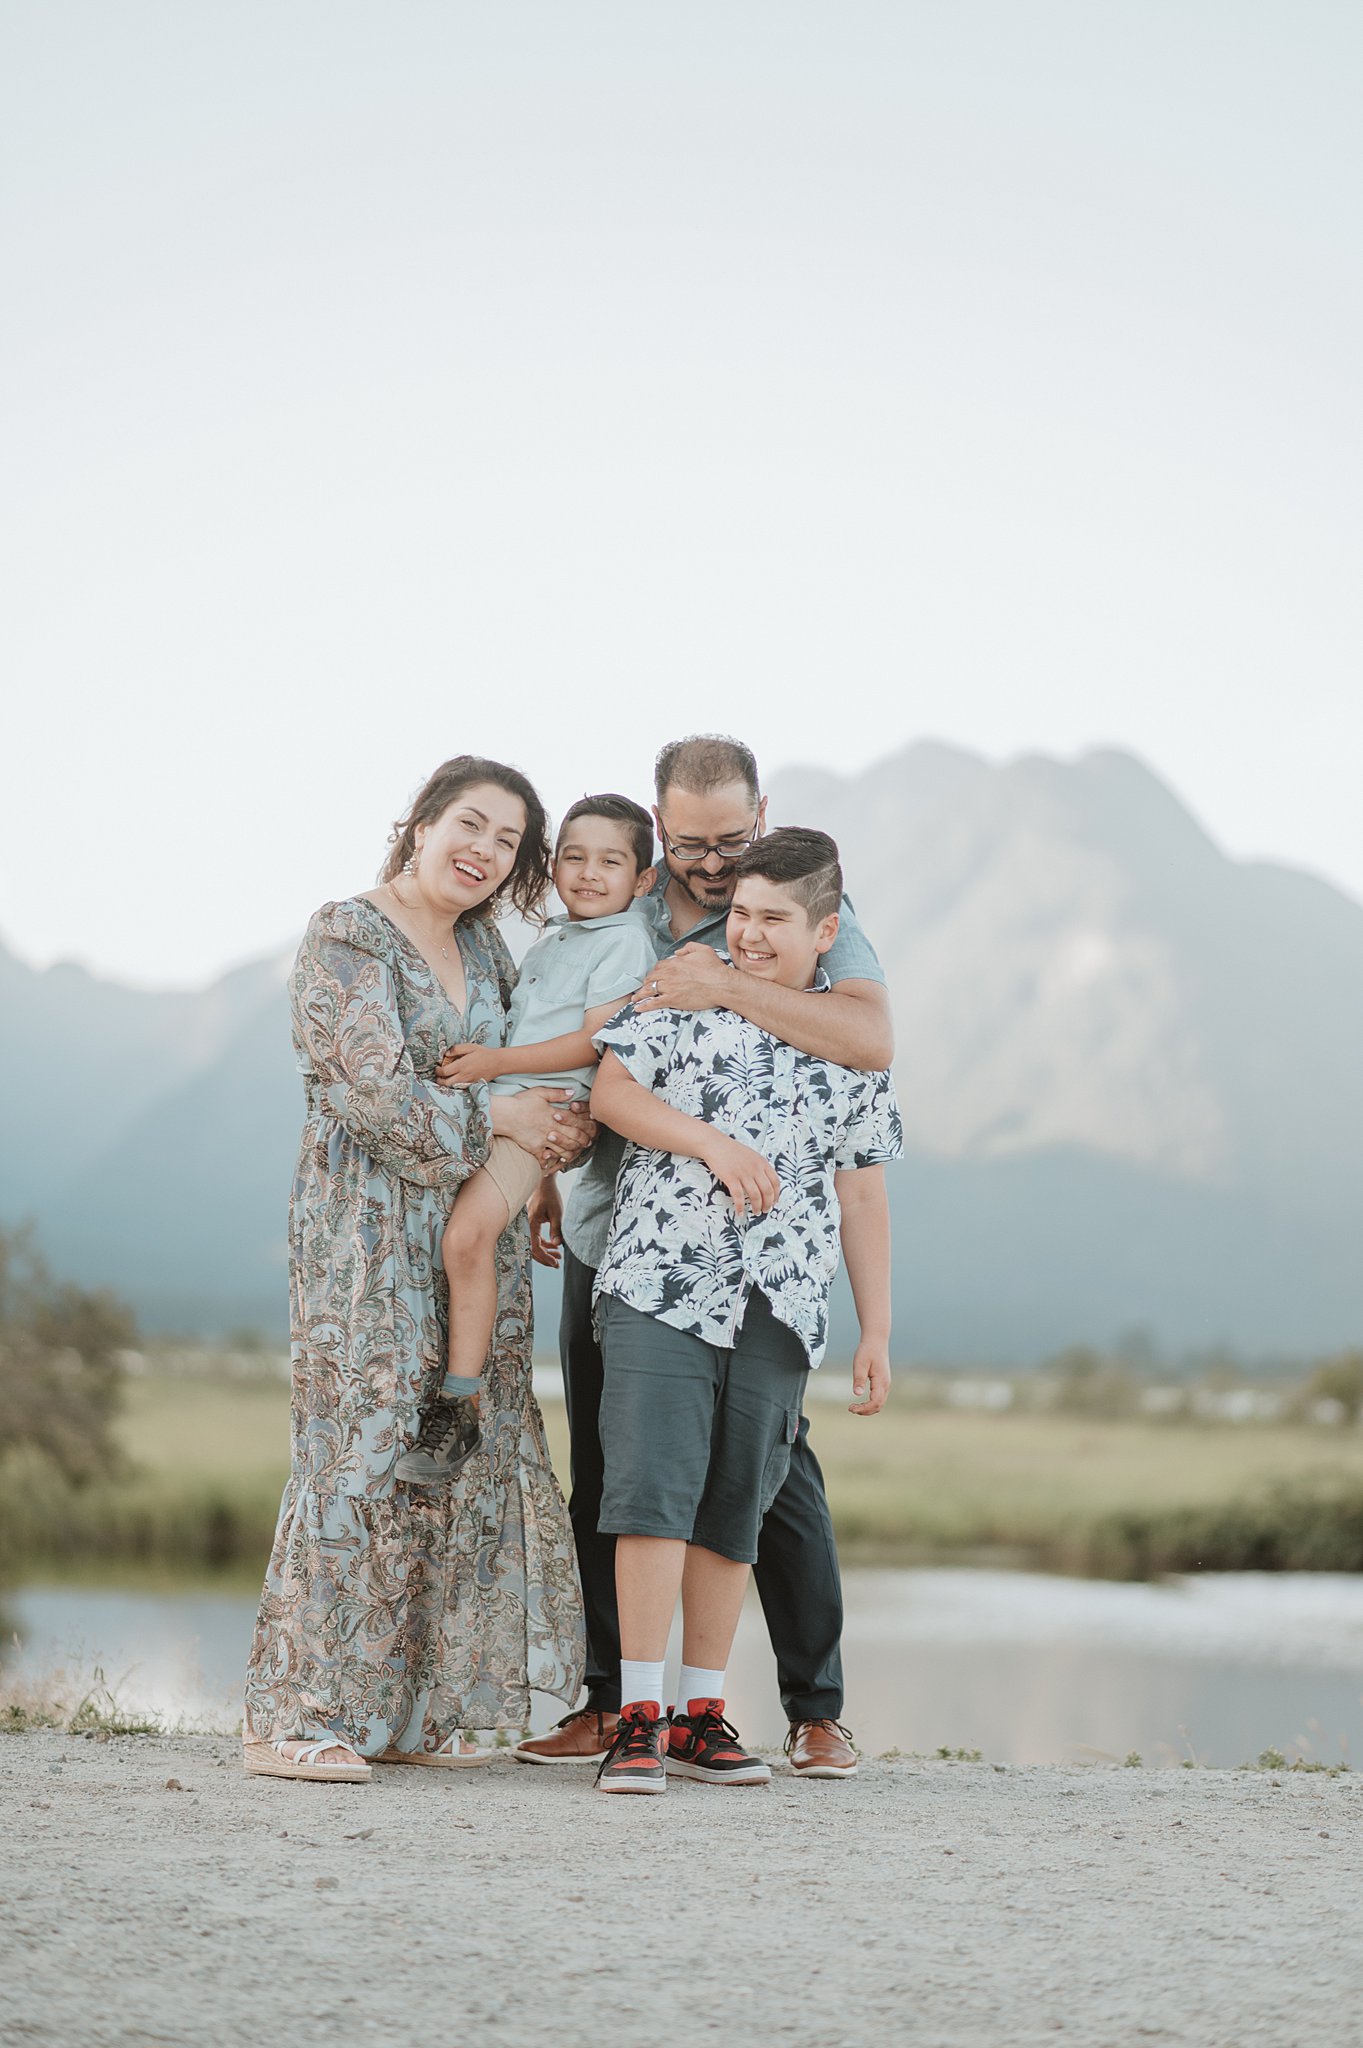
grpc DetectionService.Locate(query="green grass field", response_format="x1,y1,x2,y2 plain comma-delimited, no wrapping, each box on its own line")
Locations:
5,1374,1363,1582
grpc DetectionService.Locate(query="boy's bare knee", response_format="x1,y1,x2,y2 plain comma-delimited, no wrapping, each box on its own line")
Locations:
442,1215,497,1269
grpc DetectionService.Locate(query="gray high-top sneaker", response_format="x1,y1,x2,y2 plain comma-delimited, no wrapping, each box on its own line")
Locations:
394,1396,482,1486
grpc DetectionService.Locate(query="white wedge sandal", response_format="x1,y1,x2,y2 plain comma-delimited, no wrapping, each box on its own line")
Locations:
242,1736,372,1783
378,1731,496,1768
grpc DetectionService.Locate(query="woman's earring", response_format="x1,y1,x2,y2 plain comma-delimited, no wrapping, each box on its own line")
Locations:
403,851,418,875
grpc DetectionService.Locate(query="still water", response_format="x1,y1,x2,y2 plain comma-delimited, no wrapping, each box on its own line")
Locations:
6,1569,1363,1766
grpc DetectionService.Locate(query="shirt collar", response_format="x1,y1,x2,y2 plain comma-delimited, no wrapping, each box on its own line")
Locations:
650,865,727,945
542,901,659,936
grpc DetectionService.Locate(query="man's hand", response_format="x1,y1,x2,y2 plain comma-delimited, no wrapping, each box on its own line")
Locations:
700,1131,781,1216
633,943,738,1015
528,1179,564,1269
848,1340,891,1416
437,1042,505,1085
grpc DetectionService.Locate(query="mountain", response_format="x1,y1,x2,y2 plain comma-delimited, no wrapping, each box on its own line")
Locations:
769,744,1363,1207
0,938,289,1212
3,744,1360,1360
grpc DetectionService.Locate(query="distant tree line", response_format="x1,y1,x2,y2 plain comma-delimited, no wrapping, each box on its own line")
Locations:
0,1223,135,1486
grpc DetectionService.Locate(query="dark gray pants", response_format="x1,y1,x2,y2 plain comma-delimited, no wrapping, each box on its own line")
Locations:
559,1247,845,1721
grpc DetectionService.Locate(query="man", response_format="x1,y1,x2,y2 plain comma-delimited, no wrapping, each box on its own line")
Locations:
513,735,894,1777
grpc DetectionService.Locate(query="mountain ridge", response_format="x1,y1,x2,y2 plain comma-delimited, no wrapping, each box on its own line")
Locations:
3,743,1360,1359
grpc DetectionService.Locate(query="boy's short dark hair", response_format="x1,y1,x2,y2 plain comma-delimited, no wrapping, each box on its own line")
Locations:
557,793,655,874
733,827,843,925
654,734,759,804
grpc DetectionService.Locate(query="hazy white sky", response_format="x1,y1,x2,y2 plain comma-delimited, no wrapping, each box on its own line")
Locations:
2,0,1359,988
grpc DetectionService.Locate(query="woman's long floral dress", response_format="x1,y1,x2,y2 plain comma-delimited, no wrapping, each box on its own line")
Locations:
243,896,583,1754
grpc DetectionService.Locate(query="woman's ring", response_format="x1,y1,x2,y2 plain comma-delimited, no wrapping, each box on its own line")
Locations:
650,980,659,994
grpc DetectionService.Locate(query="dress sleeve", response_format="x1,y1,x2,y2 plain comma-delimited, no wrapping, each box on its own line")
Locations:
482,920,520,1017
291,910,492,1192
833,1068,904,1171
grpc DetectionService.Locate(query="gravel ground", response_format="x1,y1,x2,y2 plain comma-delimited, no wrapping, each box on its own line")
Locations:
5,1731,1362,2047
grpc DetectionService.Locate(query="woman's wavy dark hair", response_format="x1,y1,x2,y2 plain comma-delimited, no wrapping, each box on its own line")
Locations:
379,756,553,924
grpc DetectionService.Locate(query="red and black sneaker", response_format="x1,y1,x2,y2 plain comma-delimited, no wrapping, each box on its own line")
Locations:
594,1702,669,1795
665,1700,771,1785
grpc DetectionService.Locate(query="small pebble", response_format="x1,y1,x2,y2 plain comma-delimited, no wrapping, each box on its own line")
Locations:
315,1876,339,1891
164,1778,183,1791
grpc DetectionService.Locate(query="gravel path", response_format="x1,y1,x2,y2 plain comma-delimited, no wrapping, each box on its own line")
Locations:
5,1731,1362,2046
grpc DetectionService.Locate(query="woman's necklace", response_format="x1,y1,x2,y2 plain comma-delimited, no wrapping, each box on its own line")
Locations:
387,881,455,959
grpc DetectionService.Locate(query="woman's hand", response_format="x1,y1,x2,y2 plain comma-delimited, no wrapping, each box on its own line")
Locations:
528,1178,565,1269
848,1340,891,1416
699,1131,781,1216
492,1088,595,1169
437,1041,504,1085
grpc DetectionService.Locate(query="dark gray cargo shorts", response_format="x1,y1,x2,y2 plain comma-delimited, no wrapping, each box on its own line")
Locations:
595,1287,809,1564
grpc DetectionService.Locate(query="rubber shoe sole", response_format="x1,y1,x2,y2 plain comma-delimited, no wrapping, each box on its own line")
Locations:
665,1755,771,1785
512,1739,611,1766
394,1445,478,1485
789,1756,859,1778
596,1773,666,1795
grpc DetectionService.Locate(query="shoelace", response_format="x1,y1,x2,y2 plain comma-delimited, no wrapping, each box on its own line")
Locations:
414,1398,479,1456
555,1706,608,1732
684,1706,746,1751
608,1709,663,1763
783,1718,855,1754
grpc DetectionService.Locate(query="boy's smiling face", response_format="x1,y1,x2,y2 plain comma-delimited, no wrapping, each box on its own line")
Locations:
726,874,840,991
554,815,654,920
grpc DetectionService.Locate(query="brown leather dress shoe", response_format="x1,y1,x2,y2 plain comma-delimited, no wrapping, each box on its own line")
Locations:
784,1718,859,1778
512,1706,620,1765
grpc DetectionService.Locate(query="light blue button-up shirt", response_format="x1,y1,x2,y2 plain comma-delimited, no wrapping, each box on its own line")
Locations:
493,902,662,1100
561,869,887,1269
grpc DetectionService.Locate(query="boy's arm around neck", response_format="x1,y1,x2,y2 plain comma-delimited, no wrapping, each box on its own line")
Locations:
836,1163,892,1415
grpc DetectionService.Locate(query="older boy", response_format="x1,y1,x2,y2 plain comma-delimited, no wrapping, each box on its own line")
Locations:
587,829,901,1791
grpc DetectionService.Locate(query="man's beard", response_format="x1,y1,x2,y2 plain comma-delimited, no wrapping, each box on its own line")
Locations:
672,860,738,913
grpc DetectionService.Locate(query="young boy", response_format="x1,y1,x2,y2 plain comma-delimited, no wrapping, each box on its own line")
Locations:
395,794,661,1485
587,827,901,1791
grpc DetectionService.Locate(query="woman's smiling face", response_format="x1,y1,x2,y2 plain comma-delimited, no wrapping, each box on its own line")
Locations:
414,782,527,913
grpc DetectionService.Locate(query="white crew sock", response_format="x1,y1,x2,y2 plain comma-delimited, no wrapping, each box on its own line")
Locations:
619,1660,667,1715
676,1665,727,1715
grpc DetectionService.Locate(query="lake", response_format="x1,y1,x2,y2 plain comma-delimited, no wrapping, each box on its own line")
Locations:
6,1567,1363,1765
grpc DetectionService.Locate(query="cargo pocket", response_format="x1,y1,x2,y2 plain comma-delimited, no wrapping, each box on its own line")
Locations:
759,1408,801,1517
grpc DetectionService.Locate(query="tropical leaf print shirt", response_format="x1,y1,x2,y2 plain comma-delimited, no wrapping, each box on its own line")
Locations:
591,971,903,1367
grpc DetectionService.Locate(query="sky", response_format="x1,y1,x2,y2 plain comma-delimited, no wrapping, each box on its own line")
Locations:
2,0,1359,989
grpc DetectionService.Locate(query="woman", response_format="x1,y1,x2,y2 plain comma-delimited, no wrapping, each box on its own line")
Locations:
243,756,588,1781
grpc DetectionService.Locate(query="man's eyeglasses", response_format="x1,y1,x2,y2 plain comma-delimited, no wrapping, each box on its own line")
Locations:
658,822,758,864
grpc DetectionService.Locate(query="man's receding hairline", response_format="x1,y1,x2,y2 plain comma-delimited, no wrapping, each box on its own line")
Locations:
656,777,757,810
654,733,760,803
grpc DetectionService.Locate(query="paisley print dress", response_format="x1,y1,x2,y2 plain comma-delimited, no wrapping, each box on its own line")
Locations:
243,896,584,1753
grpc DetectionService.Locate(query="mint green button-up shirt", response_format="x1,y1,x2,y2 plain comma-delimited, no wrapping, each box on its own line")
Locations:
492,902,662,1101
